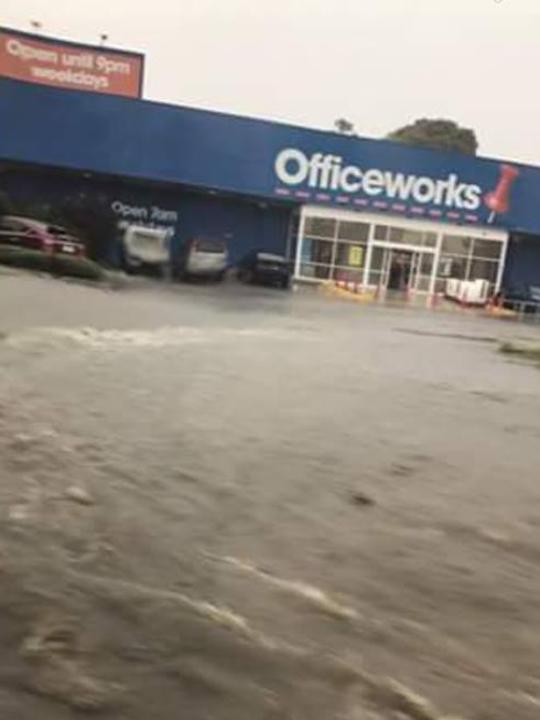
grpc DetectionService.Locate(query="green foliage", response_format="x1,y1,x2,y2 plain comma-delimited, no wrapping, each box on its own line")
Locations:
387,119,478,155
0,191,15,216
0,245,105,281
334,118,355,135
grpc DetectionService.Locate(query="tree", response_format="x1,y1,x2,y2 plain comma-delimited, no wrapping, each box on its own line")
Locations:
387,118,478,155
334,118,355,135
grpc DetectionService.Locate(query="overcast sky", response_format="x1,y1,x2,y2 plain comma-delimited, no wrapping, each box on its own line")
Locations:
3,0,540,164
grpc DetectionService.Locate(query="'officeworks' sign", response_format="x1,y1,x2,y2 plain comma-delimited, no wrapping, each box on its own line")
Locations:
273,147,521,226
275,148,482,210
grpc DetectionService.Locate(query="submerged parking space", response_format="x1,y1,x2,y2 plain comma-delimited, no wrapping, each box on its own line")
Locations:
1,274,540,719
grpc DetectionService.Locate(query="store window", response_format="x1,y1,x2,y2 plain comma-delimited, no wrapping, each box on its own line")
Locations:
403,229,424,246
438,255,468,280
441,235,472,255
374,224,437,247
416,253,435,291
337,221,369,243
300,215,371,281
470,259,499,283
437,233,504,292
335,242,365,268
298,212,504,292
386,227,424,245
304,217,336,238
374,225,388,241
388,227,405,244
305,238,333,264
472,238,503,261
368,247,385,286
300,263,331,280
438,235,471,285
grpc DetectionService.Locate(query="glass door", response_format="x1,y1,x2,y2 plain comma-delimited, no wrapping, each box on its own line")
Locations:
408,251,421,292
412,251,436,293
369,246,436,296
380,248,393,294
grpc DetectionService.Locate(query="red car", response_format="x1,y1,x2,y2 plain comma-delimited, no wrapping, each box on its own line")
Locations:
0,215,85,257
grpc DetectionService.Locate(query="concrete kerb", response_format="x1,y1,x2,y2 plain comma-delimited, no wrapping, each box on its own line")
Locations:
319,280,377,304
316,280,530,323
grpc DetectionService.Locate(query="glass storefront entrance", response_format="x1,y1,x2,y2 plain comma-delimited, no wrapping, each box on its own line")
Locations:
368,246,436,295
295,207,508,298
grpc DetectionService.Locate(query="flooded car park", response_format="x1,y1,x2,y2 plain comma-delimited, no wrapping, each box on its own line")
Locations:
1,273,540,719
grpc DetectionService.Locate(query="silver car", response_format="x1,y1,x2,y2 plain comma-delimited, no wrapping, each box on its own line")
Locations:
176,237,228,281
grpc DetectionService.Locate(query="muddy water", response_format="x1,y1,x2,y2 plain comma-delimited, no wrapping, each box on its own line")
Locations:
1,274,540,719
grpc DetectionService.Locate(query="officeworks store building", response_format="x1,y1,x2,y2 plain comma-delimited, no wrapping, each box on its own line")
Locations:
2,50,540,298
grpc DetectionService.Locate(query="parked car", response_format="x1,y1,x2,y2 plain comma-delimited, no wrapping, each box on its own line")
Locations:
175,237,227,281
237,251,291,289
0,215,85,257
498,284,540,313
122,225,171,275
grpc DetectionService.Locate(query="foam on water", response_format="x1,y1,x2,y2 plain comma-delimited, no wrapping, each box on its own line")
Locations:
5,325,296,351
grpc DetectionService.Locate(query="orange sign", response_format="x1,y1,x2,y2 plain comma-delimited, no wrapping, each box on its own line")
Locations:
0,28,144,98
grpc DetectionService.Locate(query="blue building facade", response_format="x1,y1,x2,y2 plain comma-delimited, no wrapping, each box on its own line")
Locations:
1,76,539,290
0,164,292,267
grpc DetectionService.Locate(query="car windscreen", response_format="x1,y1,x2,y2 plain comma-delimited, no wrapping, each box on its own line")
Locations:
194,239,225,253
46,225,70,236
257,254,287,266
1,219,27,231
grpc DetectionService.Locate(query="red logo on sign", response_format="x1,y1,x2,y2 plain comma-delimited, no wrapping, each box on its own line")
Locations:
484,164,519,223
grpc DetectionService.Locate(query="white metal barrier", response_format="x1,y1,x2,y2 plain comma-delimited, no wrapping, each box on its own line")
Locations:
445,278,490,306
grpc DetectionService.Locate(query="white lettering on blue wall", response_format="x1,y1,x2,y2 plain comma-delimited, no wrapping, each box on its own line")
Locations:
150,206,178,223
111,200,178,231
274,148,482,211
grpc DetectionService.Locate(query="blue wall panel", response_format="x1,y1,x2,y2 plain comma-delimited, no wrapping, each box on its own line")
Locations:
503,236,540,292
2,78,540,235
1,169,292,266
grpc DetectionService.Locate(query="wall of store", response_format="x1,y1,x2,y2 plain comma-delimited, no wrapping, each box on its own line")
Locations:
2,77,540,288
0,167,293,265
503,234,540,292
2,77,540,236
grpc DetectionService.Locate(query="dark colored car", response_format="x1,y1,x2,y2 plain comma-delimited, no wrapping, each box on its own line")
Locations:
0,215,85,257
237,251,291,289
499,284,540,313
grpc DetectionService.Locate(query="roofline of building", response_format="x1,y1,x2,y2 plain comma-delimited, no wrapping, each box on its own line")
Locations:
3,75,528,174
0,25,145,61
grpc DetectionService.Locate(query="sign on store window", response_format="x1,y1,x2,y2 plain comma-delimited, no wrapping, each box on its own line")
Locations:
348,245,364,267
